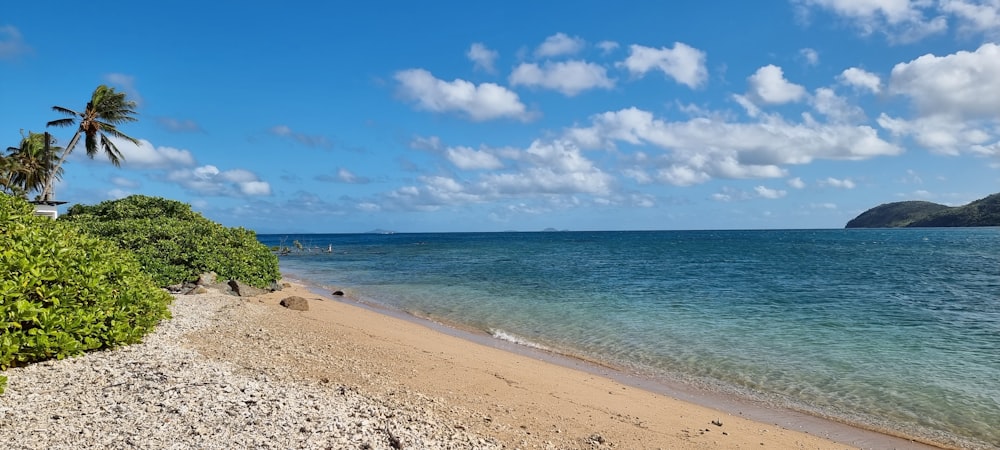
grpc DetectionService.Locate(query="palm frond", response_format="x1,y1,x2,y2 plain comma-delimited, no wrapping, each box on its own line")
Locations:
51,105,80,117
98,123,140,144
47,118,77,128
99,137,124,167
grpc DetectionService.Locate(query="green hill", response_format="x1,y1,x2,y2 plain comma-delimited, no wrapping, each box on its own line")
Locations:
845,193,1000,228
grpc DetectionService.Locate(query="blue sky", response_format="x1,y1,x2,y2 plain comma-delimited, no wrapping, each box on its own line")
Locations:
3,1,1000,233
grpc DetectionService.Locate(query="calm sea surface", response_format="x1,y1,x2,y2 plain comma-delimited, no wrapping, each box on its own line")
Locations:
258,229,1000,449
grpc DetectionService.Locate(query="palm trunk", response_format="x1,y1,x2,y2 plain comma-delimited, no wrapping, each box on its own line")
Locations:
39,130,81,202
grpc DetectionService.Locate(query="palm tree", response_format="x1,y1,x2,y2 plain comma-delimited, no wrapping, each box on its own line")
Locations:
41,85,139,201
3,131,62,198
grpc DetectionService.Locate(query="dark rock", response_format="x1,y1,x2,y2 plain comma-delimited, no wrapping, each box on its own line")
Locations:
166,284,184,294
227,279,269,297
267,281,283,292
332,290,345,296
279,296,309,311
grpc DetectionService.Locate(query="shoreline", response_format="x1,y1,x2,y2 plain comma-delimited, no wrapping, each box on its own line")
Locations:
281,276,947,449
0,278,956,449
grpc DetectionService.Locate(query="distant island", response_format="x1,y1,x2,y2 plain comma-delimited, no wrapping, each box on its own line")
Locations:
845,193,1000,228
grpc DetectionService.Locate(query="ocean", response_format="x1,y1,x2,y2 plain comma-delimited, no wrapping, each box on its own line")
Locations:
257,229,1000,449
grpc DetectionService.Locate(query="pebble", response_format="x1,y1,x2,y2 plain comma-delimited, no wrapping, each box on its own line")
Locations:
0,292,500,449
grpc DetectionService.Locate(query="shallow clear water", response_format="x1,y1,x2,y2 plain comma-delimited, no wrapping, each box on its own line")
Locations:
259,229,1000,449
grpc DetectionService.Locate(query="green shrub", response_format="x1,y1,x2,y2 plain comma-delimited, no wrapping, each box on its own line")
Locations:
0,195,172,381
62,195,279,288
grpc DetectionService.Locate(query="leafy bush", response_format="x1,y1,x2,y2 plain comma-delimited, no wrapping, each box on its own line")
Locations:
0,195,172,384
62,195,279,288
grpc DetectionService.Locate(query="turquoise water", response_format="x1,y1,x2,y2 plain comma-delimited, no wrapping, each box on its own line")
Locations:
259,229,1000,449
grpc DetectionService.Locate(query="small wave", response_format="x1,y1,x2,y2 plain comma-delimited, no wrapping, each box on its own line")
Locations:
490,329,550,351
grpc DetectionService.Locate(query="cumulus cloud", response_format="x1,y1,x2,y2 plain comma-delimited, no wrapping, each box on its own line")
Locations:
755,185,788,199
0,25,32,61
565,107,900,186
113,138,196,169
395,68,531,121
819,177,856,189
509,60,614,96
811,87,866,123
878,43,1000,154
788,177,807,189
380,140,614,212
839,67,882,93
940,0,1000,35
157,117,204,133
270,125,333,149
796,0,948,43
167,164,271,197
620,43,708,89
467,43,498,73
747,65,807,104
535,32,585,58
888,43,1000,118
445,146,504,170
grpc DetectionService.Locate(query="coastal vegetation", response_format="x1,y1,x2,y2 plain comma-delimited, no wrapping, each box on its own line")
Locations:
0,195,172,393
61,195,280,289
2,86,275,394
846,193,1000,227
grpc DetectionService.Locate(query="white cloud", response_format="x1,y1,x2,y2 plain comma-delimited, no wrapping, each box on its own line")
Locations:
811,87,866,123
116,138,196,169
754,185,787,199
878,113,992,155
380,140,614,211
467,43,499,73
747,65,807,104
839,67,882,93
566,107,900,186
888,43,1000,119
800,48,820,65
597,40,620,54
788,177,806,189
445,146,504,170
796,0,948,43
167,164,271,197
270,125,333,148
535,32,585,58
395,68,530,121
509,60,614,96
876,43,1000,155
940,0,1000,35
0,25,32,61
620,43,708,89
819,177,856,189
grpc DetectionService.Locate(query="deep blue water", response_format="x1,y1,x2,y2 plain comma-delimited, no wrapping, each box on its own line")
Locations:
258,229,1000,449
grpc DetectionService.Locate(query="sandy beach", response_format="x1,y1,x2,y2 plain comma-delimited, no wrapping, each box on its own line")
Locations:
0,280,946,449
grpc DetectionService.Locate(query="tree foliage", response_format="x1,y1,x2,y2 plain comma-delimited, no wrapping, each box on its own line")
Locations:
62,195,280,288
41,85,138,201
0,195,172,388
1,131,63,199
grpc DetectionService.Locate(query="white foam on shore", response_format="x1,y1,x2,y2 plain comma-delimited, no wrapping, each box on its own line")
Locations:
490,329,551,351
